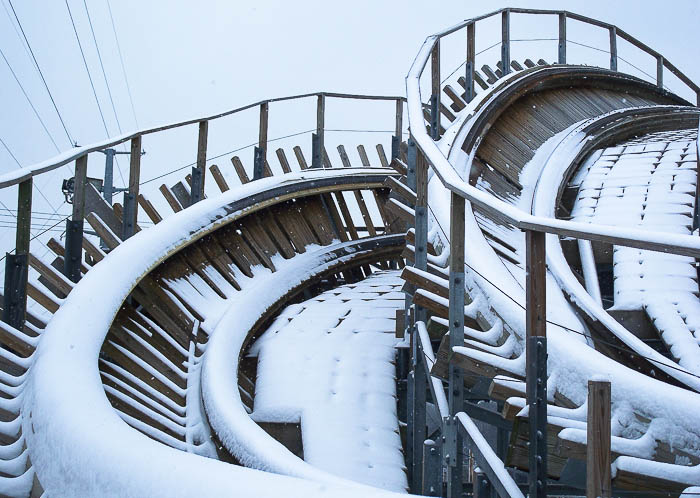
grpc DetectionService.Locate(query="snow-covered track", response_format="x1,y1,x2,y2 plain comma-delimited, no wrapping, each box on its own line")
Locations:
13,167,414,496
404,7,700,497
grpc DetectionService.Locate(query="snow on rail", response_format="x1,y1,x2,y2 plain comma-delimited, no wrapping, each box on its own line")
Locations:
22,169,412,497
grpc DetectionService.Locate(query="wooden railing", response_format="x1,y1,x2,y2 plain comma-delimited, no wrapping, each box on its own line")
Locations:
0,91,405,333
405,7,700,498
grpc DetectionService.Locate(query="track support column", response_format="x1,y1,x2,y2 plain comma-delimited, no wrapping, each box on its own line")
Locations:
3,178,32,330
446,192,465,498
526,229,547,498
587,380,612,498
65,155,87,282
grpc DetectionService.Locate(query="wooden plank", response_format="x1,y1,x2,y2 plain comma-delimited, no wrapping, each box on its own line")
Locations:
293,146,309,170
385,176,416,205
171,182,191,209
86,212,122,250
195,234,241,290
127,136,142,231
275,148,292,174
269,202,316,252
587,380,611,498
337,145,352,167
444,85,466,112
209,164,230,192
232,220,276,271
0,320,34,358
526,230,546,339
138,194,163,224
231,156,250,184
254,211,298,258
82,235,106,264
29,254,73,297
211,227,255,278
321,193,349,243
159,184,183,213
322,146,332,169
389,158,408,176
386,198,415,225
376,144,389,168
297,197,334,245
357,145,370,167
85,182,122,237
333,192,359,240
352,190,377,236
27,281,59,313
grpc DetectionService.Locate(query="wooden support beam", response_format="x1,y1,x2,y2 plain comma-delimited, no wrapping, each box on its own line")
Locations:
276,148,292,174
3,178,32,330
587,380,612,498
65,155,88,282
192,121,207,202
430,39,441,140
231,156,250,184
293,146,308,170
357,145,370,167
313,94,325,169
208,164,230,193
501,10,511,76
466,22,475,103
376,144,389,168
558,13,567,64
609,27,618,71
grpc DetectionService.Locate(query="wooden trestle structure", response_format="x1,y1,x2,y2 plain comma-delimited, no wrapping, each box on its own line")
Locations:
0,6,699,498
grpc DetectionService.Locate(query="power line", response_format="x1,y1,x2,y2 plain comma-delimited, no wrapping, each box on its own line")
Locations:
82,0,122,135
0,47,60,152
0,136,20,165
64,0,110,137
7,0,75,146
105,0,138,129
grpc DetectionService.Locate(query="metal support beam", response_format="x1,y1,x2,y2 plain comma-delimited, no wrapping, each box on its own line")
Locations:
446,192,465,498
123,136,141,239
558,13,567,64
501,10,511,76
422,439,442,496
65,155,87,282
407,138,417,192
466,22,476,103
3,178,31,330
526,230,547,498
474,471,492,498
430,40,441,140
587,380,611,498
609,27,618,71
253,146,265,180
656,56,664,89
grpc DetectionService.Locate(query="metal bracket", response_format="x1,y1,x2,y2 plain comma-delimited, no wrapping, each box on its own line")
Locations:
2,253,28,330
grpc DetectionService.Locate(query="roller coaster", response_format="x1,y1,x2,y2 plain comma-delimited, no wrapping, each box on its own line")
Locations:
1,7,699,498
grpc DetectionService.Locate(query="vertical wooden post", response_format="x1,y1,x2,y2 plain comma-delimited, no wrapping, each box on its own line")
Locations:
586,380,612,498
254,103,269,180
313,94,325,169
609,27,618,71
430,40,441,140
191,121,207,198
123,136,141,238
446,191,465,498
526,229,547,498
64,155,87,282
501,9,511,76
466,22,476,103
656,55,664,89
558,13,567,64
3,178,32,330
392,99,403,160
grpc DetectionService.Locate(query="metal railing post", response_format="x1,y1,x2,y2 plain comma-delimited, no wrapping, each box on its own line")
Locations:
558,13,567,64
3,178,32,330
123,136,141,239
526,229,547,498
586,380,612,498
422,439,442,496
191,121,207,200
466,22,476,103
501,9,511,76
103,148,115,205
656,55,664,89
64,155,87,282
446,191,465,498
609,27,618,71
430,40,441,140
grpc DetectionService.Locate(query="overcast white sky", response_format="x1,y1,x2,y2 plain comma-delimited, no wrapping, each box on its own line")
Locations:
0,0,698,264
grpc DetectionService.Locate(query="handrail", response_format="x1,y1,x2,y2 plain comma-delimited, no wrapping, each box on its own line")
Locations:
406,14,700,260
0,91,405,189
428,8,699,97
